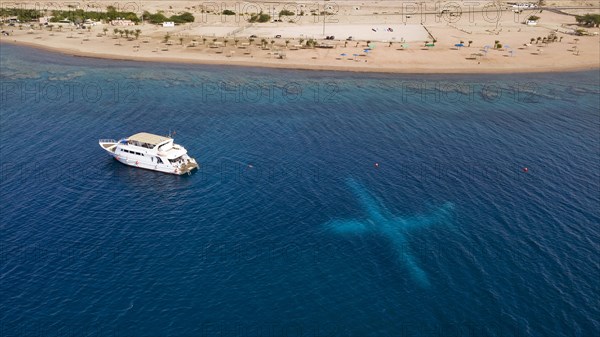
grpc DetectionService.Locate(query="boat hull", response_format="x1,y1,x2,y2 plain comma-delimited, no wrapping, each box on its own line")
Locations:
99,139,198,175
113,155,198,175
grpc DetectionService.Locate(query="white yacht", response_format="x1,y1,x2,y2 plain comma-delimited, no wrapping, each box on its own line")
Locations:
99,132,198,175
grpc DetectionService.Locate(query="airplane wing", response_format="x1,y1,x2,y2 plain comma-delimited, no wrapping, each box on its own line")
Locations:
396,202,455,230
346,178,388,223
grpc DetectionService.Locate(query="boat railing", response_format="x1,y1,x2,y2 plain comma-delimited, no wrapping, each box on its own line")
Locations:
99,139,117,143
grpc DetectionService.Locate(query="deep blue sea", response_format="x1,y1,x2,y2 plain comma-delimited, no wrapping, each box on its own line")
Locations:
1,43,599,337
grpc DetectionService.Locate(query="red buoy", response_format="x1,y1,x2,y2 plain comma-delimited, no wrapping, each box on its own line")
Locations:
374,163,380,168
523,167,528,173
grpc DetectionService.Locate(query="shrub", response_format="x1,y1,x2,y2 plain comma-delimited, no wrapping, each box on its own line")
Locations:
279,9,295,16
249,12,271,23
575,14,600,27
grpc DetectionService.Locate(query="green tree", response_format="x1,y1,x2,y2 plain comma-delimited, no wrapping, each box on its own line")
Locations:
575,14,600,27
170,12,195,23
249,11,270,23
279,9,295,16
164,33,171,43
103,27,108,35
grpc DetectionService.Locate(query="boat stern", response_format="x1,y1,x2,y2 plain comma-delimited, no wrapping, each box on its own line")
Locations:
174,158,199,175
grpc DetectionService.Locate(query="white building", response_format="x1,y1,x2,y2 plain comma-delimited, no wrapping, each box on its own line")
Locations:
162,21,175,27
111,19,135,26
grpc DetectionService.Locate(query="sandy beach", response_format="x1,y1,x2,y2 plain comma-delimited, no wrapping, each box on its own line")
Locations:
1,1,599,73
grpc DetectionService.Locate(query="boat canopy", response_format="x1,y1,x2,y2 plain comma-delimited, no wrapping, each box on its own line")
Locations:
128,132,171,146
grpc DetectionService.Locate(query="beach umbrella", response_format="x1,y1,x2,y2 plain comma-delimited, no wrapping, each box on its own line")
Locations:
368,43,376,49
340,53,347,56
454,43,464,48
402,43,409,48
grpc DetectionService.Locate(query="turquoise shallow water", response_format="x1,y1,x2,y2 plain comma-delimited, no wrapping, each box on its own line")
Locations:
0,43,599,336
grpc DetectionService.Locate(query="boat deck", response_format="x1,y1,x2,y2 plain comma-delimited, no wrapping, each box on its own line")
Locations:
100,143,116,153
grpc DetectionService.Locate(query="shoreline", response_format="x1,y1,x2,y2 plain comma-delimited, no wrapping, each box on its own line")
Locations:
2,39,598,75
